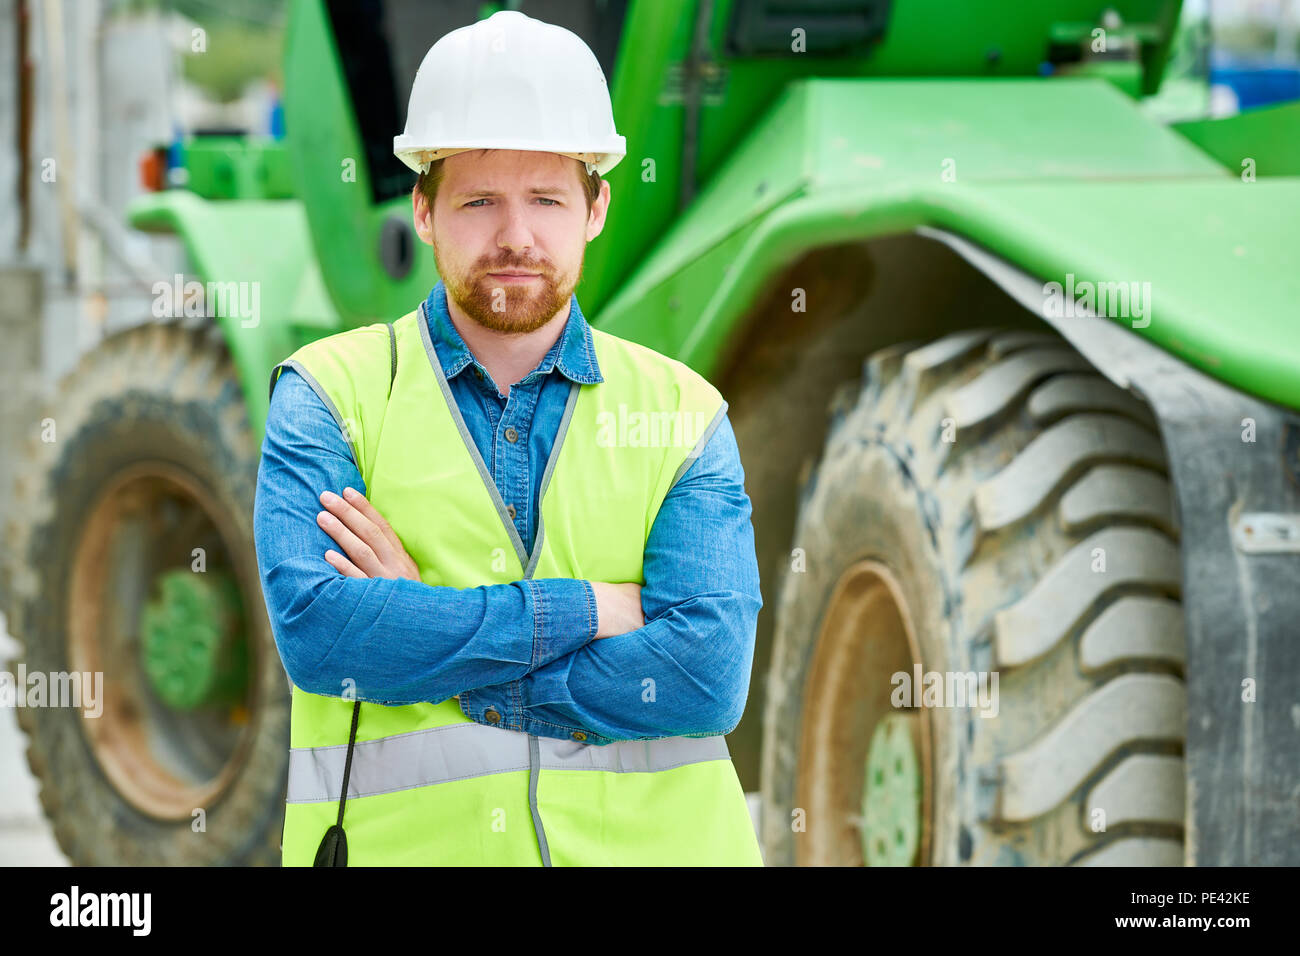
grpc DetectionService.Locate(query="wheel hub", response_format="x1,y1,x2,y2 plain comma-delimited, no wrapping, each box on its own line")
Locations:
141,569,248,711
861,711,922,865
68,462,258,820
794,560,932,865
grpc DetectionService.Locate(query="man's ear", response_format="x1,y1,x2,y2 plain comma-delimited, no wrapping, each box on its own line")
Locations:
585,178,611,242
412,186,435,245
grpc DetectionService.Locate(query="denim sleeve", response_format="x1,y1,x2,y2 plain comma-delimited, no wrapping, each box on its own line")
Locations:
457,412,763,743
253,367,598,705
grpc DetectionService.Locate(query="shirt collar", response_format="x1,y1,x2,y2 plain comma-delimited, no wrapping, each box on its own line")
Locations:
423,279,603,386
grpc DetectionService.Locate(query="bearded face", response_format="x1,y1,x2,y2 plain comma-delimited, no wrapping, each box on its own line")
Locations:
422,148,604,336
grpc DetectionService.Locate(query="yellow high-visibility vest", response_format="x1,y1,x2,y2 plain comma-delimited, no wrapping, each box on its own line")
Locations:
268,301,762,866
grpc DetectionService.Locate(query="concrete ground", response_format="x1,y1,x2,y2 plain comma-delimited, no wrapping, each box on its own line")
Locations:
0,612,69,866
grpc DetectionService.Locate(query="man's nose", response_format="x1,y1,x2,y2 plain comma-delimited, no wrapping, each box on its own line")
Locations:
496,201,535,253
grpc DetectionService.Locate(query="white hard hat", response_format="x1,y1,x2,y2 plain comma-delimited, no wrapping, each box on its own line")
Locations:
393,10,626,178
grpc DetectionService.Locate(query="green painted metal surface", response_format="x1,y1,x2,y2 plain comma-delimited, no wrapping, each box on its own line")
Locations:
602,78,1225,315
1173,100,1300,178
927,178,1300,410
586,0,1182,313
141,570,248,711
180,137,296,201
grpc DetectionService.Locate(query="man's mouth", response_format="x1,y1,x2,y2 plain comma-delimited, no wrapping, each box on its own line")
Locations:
486,271,541,283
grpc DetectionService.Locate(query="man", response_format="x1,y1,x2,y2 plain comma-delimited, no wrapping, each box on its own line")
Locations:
253,10,763,866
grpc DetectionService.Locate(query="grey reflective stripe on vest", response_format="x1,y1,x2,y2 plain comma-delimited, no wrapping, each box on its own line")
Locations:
527,735,552,867
286,722,731,805
668,400,728,492
271,359,363,469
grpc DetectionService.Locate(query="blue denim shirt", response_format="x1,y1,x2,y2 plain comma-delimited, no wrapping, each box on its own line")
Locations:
253,280,762,745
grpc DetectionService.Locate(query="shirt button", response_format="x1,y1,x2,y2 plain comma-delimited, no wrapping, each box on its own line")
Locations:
504,426,518,443
474,367,483,379
506,503,516,519
571,731,587,742
484,707,501,724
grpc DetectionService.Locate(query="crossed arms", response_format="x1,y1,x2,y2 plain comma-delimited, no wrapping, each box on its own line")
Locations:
252,368,763,745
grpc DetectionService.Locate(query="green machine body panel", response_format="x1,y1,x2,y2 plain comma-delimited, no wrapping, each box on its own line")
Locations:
178,137,297,201
1172,99,1300,178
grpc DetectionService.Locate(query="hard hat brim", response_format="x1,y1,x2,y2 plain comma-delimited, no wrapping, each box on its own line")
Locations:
393,137,626,178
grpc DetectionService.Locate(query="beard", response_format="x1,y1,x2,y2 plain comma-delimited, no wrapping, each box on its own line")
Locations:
438,244,583,335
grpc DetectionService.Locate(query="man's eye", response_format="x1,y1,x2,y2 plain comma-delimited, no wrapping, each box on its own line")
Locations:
464,198,559,207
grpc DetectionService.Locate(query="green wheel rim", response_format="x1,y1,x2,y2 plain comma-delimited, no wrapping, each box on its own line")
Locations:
861,711,921,866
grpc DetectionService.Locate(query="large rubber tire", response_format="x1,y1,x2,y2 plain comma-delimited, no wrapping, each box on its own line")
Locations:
3,320,288,866
761,328,1186,866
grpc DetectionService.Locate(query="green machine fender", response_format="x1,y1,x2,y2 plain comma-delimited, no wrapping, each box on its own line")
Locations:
595,77,1300,409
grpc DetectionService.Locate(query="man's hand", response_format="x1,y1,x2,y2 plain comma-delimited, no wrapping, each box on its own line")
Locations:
318,487,421,581
590,582,645,639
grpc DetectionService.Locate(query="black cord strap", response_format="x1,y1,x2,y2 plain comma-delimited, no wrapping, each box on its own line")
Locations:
313,699,361,867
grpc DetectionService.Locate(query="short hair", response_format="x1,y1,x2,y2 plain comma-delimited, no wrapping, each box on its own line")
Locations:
415,151,602,214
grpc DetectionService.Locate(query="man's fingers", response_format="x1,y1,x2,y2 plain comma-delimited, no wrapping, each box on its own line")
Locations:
324,549,367,579
317,508,383,576
341,487,406,555
317,488,416,581
319,490,392,564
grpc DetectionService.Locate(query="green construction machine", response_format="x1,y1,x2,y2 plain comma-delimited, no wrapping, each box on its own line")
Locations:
5,0,1298,866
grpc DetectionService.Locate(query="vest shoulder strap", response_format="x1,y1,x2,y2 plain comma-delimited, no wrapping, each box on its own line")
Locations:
268,322,399,477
